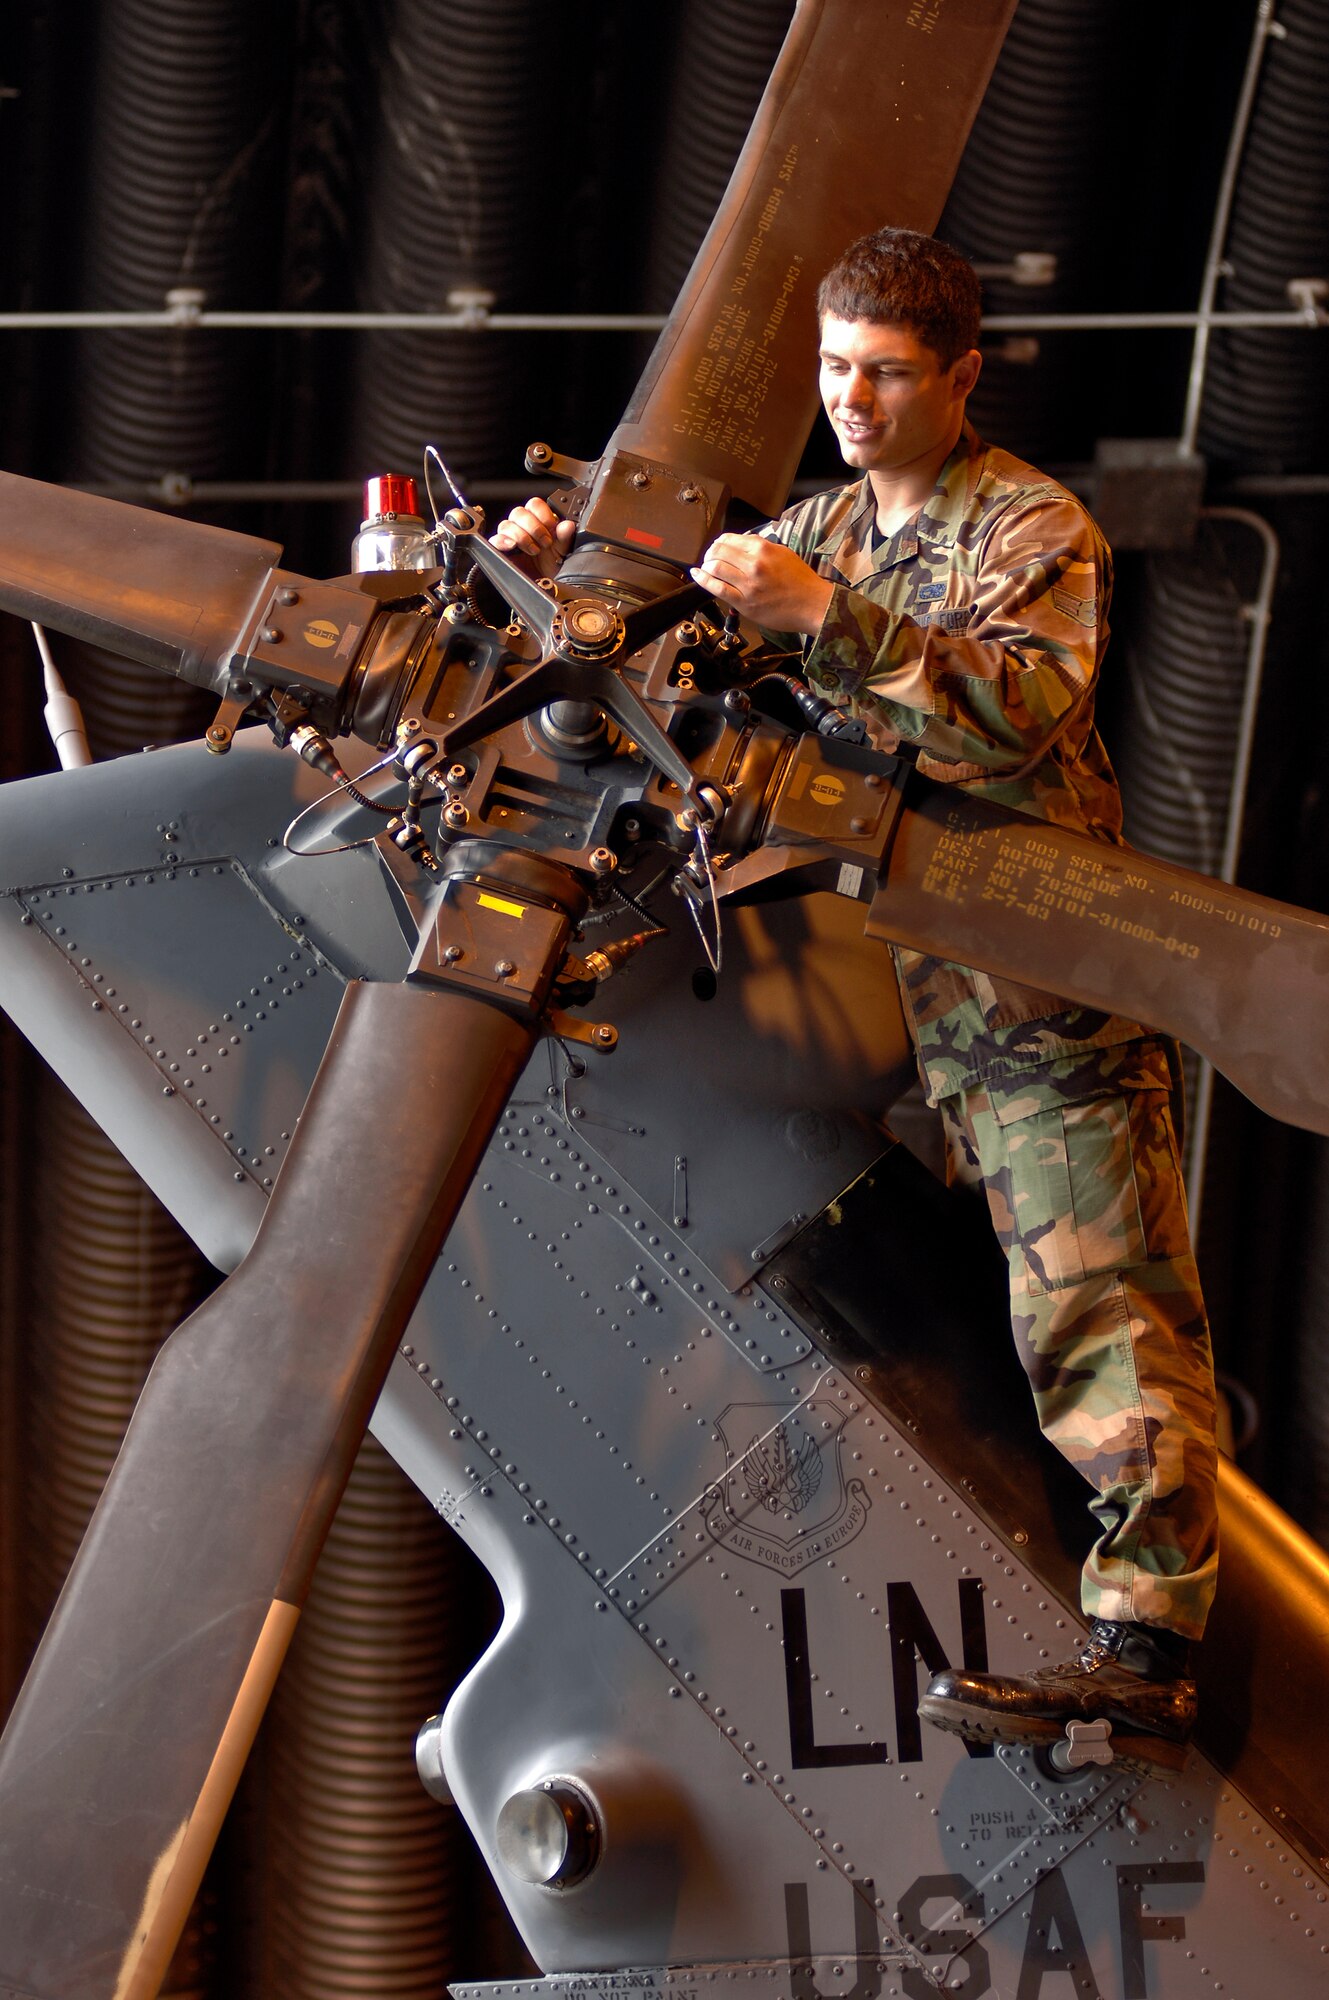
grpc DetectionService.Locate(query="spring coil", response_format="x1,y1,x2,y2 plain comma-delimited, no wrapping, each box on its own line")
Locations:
1199,0,1329,469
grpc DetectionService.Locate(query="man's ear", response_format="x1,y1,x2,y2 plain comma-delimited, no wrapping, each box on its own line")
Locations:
952,347,982,400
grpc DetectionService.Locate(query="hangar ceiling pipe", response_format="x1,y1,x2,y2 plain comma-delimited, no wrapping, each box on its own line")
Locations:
1199,0,1329,468
1109,508,1279,1243
1,304,1323,331
1174,509,1280,1234
1181,0,1284,456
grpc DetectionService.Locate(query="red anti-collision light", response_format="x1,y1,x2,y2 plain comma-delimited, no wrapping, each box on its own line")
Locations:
363,473,422,523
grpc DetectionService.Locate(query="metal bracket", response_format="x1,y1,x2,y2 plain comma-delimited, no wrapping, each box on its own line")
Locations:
1051,1718,1115,1771
525,441,597,486
544,1008,618,1052
204,677,257,754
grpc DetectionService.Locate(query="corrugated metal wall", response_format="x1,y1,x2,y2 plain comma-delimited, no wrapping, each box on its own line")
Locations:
1,2,1327,1991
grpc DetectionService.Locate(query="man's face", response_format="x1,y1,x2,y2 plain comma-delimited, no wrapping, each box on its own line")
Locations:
817,315,977,477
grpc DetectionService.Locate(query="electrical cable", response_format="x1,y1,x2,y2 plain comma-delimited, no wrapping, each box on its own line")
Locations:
680,823,722,977
281,751,405,857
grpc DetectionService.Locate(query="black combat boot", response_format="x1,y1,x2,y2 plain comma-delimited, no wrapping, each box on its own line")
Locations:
918,1619,1196,1765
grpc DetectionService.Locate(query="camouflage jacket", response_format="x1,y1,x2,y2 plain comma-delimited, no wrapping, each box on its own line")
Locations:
765,423,1148,1102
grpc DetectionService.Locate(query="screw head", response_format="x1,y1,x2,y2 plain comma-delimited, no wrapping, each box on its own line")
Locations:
589,847,616,875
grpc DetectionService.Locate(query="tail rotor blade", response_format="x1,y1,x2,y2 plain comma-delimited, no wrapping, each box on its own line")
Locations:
869,773,1329,1136
0,980,535,2000
609,0,1017,518
0,472,281,690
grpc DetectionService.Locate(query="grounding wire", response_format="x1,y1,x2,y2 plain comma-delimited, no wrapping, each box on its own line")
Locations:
681,823,722,977
282,750,409,858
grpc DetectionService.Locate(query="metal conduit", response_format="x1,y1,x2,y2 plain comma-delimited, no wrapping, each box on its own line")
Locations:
252,1434,484,1999
347,0,563,489
57,0,286,757
641,0,796,315
1110,515,1273,1240
1282,1136,1329,1544
1115,543,1252,882
26,1088,218,1998
23,10,297,1996
67,0,281,485
939,0,1121,464
1200,0,1329,468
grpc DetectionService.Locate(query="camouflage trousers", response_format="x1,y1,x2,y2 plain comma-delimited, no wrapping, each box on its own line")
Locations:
938,1039,1219,1642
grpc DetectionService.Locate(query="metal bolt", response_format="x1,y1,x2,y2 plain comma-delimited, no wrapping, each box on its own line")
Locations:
593,1024,617,1047
261,626,282,645
446,763,468,786
277,587,300,607
674,621,699,645
444,799,469,828
589,847,616,875
399,716,422,736
443,944,463,963
679,485,702,504
629,470,650,489
865,772,883,790
850,815,869,834
1013,1529,1029,1545
495,959,516,978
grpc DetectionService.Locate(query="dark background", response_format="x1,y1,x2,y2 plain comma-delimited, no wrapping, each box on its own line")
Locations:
1,2,1327,1993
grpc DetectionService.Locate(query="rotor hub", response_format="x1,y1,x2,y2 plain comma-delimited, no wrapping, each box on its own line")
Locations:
552,596,625,659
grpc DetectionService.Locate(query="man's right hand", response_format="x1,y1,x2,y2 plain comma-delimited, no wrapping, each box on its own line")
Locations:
492,495,575,577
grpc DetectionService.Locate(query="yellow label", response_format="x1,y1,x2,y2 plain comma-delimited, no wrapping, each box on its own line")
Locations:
304,619,340,649
809,774,846,807
477,892,527,919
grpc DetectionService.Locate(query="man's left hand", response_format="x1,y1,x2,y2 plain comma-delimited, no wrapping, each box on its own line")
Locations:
691,535,834,635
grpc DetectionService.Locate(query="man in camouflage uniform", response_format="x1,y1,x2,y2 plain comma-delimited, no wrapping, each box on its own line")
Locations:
688,227,1216,1762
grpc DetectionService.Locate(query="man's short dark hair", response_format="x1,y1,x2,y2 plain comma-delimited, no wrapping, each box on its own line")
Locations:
816,228,981,369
